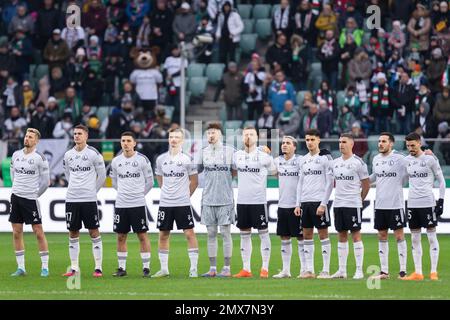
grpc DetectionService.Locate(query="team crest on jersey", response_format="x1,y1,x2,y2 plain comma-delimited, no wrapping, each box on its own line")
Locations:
28,159,34,165
315,159,320,164
347,164,353,169
389,160,395,166
82,155,88,161
420,161,426,167
176,161,182,166
132,161,138,167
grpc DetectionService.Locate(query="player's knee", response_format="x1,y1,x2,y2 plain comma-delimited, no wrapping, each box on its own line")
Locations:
378,231,388,241
89,229,100,238
117,233,127,242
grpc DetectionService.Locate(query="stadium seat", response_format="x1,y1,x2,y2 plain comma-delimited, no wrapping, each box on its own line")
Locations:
442,165,450,178
307,62,322,90
252,4,271,19
243,120,256,128
1,157,12,187
188,77,208,98
219,104,227,122
96,106,111,123
239,33,257,56
237,4,252,19
337,90,346,107
205,63,225,85
29,64,49,81
367,135,379,152
242,18,255,34
271,4,279,16
163,105,175,121
224,120,243,131
187,63,206,78
255,19,272,40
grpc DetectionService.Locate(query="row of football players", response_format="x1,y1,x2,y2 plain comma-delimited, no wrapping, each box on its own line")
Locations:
8,124,444,280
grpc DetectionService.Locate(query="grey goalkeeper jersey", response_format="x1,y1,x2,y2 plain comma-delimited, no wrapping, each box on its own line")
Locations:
63,145,106,202
199,143,235,206
405,153,445,208
110,152,154,208
370,150,408,210
11,149,50,200
274,154,302,208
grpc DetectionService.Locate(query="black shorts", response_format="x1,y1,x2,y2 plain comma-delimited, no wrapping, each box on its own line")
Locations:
407,207,437,229
157,206,195,231
114,206,149,234
9,194,42,225
374,209,406,231
65,202,100,231
334,207,362,232
276,207,302,237
301,202,331,229
236,204,268,230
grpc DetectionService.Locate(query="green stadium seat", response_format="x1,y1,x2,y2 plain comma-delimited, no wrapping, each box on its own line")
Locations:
441,165,450,178
242,19,255,34
187,63,206,78
243,120,256,128
239,33,257,56
188,77,208,98
252,4,271,19
337,90,346,107
205,63,225,85
237,4,252,19
271,4,279,16
367,135,379,152
29,64,49,81
224,120,243,131
255,19,272,40
1,157,12,187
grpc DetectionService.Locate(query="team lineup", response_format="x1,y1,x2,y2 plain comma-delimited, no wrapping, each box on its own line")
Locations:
7,123,445,281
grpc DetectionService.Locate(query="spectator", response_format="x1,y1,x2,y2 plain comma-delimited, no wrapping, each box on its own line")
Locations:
43,29,71,70
163,44,188,123
370,72,393,133
391,0,415,25
407,3,432,55
120,80,140,109
60,24,86,52
82,69,103,107
87,35,102,61
102,55,123,105
416,81,435,115
298,90,314,118
10,27,33,82
125,0,150,33
214,61,243,120
195,0,208,23
76,103,96,126
339,33,357,87
49,66,69,100
272,0,294,39
268,70,296,116
207,0,233,22
107,0,126,28
2,0,21,30
106,99,135,138
385,49,405,80
243,57,266,121
388,20,406,56
338,1,363,29
317,98,333,138
293,0,317,53
35,0,62,51
67,47,88,91
46,96,59,120
21,80,34,110
336,104,356,134
103,21,120,57
348,48,372,88
255,101,276,144
3,105,27,156
314,3,337,47
290,34,308,90
339,17,363,48
215,1,243,64
317,29,340,90
315,80,337,118
432,0,450,33
117,22,134,60
52,108,73,139
2,76,21,116
426,47,446,94
136,16,151,49
58,86,82,119
365,35,386,70
150,0,174,58
266,33,292,75
276,100,300,137
34,76,51,107
415,101,436,139
193,15,215,64
8,4,34,36
299,103,319,137
433,86,450,124
0,38,16,75
29,101,55,139
83,0,108,38
173,2,197,44
351,121,368,158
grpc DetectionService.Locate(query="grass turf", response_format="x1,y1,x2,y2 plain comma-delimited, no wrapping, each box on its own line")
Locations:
0,233,449,300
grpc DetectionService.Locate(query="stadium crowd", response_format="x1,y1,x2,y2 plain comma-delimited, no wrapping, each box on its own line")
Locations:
2,0,450,169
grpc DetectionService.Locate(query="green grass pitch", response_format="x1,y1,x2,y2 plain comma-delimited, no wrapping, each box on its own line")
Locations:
0,233,449,300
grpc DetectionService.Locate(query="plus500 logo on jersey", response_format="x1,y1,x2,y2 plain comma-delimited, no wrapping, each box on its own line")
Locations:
70,166,91,172
204,166,230,172
303,170,322,176
335,175,354,181
409,172,428,178
376,172,397,178
118,172,141,178
238,167,260,173
14,168,36,175
279,171,299,177
163,171,185,177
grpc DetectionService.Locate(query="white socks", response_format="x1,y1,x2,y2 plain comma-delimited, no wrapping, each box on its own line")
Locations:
337,241,349,273
411,231,423,275
117,251,127,270
397,239,407,273
91,236,103,271
15,250,25,270
281,239,292,274
298,240,306,273
220,225,232,268
207,225,218,270
69,237,80,271
158,249,169,272
141,252,151,269
379,240,389,274
258,229,271,271
40,251,49,270
303,239,315,273
353,241,364,273
427,230,439,273
321,238,331,273
188,248,199,272
240,231,252,271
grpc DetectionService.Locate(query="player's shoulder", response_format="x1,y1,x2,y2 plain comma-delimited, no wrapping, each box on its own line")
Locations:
12,149,23,158
156,151,169,162
424,153,440,164
64,147,75,157
352,154,366,166
35,150,47,162
87,145,101,156
136,152,151,164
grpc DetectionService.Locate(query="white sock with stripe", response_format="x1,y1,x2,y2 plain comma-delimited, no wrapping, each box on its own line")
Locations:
281,239,292,274
15,250,25,271
427,230,439,273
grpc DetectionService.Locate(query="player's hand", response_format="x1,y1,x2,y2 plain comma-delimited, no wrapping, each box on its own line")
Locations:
294,206,302,216
316,205,326,216
435,198,444,216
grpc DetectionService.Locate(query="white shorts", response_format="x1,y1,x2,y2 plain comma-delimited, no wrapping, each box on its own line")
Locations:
201,204,236,226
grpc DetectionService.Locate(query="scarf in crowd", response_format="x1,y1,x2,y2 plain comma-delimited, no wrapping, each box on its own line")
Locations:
303,112,318,131
3,82,17,107
442,64,450,87
415,92,429,110
371,83,389,109
316,89,334,111
295,11,313,30
273,80,288,95
274,6,290,30
321,38,335,57
278,111,293,124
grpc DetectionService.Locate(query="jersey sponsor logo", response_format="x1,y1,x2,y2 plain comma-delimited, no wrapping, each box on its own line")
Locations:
237,166,260,173
376,171,397,178
303,169,322,176
335,174,354,181
409,171,428,178
118,171,141,179
204,165,230,172
14,167,36,175
163,171,185,177
69,165,92,172
279,170,299,177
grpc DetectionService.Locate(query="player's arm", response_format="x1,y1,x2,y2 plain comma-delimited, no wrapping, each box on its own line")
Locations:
431,157,446,216
155,155,163,188
10,155,14,183
143,161,154,195
37,158,50,197
156,175,163,188
110,160,118,190
189,174,198,196
294,167,303,216
361,178,370,201
94,153,107,192
369,173,376,185
63,154,70,181
318,155,333,216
